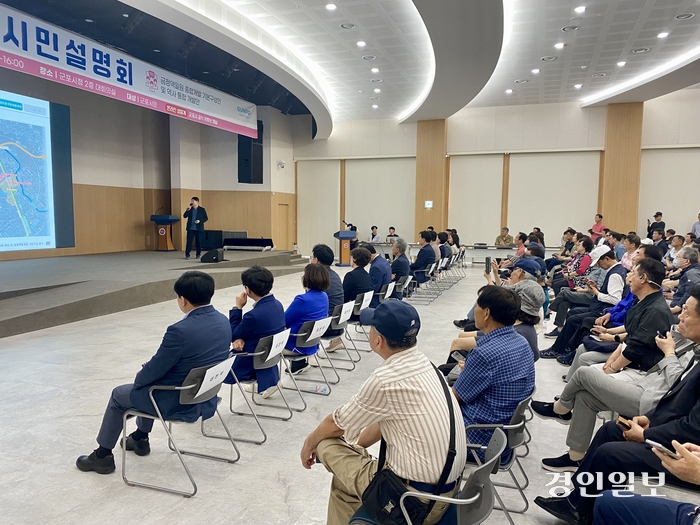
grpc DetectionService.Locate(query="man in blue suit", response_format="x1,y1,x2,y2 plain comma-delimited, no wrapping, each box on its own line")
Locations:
365,244,392,307
410,230,436,284
226,266,286,397
76,271,232,474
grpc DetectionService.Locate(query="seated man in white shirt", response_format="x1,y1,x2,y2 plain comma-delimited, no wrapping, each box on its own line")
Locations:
367,225,382,243
300,301,467,525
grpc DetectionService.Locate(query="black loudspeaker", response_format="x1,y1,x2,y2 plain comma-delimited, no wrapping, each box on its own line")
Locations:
238,120,264,184
200,248,224,263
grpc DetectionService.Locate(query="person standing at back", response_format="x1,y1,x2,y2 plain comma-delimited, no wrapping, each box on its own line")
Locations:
183,197,208,260
647,211,665,239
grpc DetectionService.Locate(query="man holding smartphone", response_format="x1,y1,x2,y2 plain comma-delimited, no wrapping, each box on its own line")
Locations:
535,285,700,524
183,196,208,260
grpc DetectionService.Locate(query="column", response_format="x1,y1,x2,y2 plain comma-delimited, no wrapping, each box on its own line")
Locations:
414,119,448,237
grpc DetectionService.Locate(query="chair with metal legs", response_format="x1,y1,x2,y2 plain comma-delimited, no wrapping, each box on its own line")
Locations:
121,356,240,498
281,317,337,410
346,290,375,351
318,301,361,371
349,428,508,525
222,329,294,442
465,395,533,525
377,282,396,303
393,275,410,299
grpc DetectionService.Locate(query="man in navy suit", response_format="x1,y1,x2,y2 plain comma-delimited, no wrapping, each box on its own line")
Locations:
76,271,231,474
535,285,700,524
226,266,286,398
183,196,208,260
390,238,410,300
365,244,392,308
410,231,436,284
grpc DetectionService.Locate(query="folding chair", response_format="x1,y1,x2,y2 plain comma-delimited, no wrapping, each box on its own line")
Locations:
408,263,439,304
377,282,396,303
465,395,533,525
393,275,410,299
346,290,375,351
318,301,361,370
350,428,508,525
281,317,337,411
223,329,294,441
121,356,240,497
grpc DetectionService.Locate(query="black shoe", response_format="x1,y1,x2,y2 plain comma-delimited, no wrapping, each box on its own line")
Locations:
542,453,582,473
534,496,580,525
554,395,561,401
76,450,116,474
453,319,468,329
185,255,190,260
120,434,151,456
544,328,562,339
558,349,576,366
531,401,572,424
540,348,565,359
195,254,200,259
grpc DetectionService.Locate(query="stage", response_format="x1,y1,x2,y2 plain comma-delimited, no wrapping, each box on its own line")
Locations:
0,250,305,339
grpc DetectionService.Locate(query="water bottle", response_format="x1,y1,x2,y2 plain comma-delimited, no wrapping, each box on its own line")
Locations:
314,385,329,394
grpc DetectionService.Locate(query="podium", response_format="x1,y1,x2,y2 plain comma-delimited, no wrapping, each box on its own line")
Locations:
150,215,180,252
334,231,356,266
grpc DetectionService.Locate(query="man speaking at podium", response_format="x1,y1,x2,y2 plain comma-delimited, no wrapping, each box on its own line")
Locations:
183,197,208,260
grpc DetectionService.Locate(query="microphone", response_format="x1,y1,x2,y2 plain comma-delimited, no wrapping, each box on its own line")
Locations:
342,220,348,226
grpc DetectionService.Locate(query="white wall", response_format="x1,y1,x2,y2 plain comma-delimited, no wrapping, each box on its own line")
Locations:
293,115,417,159
508,152,600,244
296,160,341,257
269,108,295,194
345,158,416,242
642,88,700,147
448,155,504,245
638,149,700,235
447,102,607,154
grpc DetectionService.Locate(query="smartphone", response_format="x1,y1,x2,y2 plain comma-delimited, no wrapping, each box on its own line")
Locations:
657,330,668,339
646,439,681,460
590,334,602,342
616,416,632,431
485,256,492,272
450,351,466,363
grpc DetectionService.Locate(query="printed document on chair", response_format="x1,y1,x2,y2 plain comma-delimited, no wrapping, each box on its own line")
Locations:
195,356,236,398
266,328,291,363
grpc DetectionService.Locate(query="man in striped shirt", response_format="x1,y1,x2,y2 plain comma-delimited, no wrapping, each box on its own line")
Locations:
300,301,467,525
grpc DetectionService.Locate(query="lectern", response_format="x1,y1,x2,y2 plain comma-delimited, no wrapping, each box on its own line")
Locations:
150,215,180,252
334,231,356,266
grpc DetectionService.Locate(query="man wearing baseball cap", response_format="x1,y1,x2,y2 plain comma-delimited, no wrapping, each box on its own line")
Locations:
300,301,467,525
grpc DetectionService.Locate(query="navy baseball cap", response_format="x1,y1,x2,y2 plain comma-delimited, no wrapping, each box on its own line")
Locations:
513,258,542,277
359,301,421,342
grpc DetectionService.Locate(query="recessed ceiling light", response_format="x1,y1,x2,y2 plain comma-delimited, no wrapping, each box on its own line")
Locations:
592,73,606,78
370,78,383,83
122,13,129,17
153,49,160,53
358,90,364,93
515,79,528,83
574,6,586,14
531,69,540,74
371,68,379,73
675,13,695,20
85,18,94,22
571,16,582,21
340,23,355,29
581,65,588,69
370,96,381,100
373,88,381,93
632,47,650,54
562,25,579,32
574,84,582,89
325,3,337,10
541,56,557,61
554,42,565,49
617,61,626,67
357,41,366,47
372,105,378,109
658,32,669,38
505,89,513,94
362,55,377,61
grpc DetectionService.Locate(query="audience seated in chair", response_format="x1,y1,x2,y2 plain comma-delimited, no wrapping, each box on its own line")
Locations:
311,244,345,350
364,244,392,308
666,247,700,319
499,232,529,269
410,231,436,284
390,238,410,299
300,301,467,525
545,228,577,272
549,236,594,296
283,263,330,375
451,285,535,463
226,266,286,399
76,271,232,474
620,233,642,270
647,211,666,239
534,284,700,525
652,228,669,253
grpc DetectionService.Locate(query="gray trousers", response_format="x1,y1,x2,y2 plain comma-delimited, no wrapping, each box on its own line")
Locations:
96,384,154,450
551,288,594,327
565,344,611,381
559,367,642,453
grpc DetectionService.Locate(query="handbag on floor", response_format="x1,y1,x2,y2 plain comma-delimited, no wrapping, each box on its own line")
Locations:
360,366,457,525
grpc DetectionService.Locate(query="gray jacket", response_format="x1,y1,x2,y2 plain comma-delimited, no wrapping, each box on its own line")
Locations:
671,264,700,308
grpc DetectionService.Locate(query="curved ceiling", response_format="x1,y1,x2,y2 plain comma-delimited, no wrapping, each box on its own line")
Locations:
469,0,700,108
402,0,503,123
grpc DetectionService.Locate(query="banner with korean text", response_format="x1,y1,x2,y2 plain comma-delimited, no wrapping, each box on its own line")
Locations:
0,5,258,137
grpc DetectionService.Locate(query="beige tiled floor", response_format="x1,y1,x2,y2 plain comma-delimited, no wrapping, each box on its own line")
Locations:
0,264,573,524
